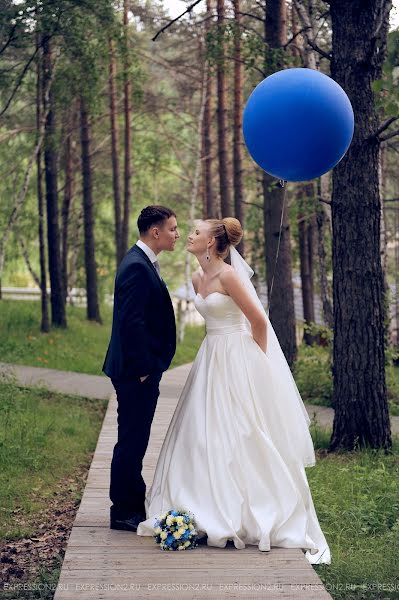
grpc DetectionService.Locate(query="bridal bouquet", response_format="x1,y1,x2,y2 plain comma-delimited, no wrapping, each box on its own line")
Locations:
153,509,199,551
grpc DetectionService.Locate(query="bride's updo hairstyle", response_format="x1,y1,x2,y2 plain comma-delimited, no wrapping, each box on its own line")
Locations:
205,217,243,259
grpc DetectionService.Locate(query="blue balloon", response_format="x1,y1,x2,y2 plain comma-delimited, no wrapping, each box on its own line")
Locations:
242,68,354,182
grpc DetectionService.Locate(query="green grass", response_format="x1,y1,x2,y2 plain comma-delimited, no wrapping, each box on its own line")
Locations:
0,299,205,375
0,375,107,540
307,423,399,600
1,300,399,599
0,300,113,375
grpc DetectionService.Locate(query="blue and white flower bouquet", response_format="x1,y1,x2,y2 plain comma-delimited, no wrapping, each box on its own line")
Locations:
153,509,199,550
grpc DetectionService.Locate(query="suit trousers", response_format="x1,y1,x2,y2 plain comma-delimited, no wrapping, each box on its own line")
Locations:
110,371,162,519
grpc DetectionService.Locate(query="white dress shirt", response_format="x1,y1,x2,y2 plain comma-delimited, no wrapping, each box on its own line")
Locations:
136,239,158,264
135,239,162,280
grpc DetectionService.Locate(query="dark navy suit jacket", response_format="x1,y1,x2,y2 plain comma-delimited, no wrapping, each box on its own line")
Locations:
102,244,176,380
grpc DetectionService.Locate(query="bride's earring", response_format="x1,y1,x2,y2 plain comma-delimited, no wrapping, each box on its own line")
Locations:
206,246,210,261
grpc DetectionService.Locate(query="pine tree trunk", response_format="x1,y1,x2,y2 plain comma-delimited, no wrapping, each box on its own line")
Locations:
68,206,84,302
298,184,316,344
61,107,77,306
233,0,244,255
263,0,296,366
109,38,123,267
203,0,215,219
378,144,391,351
42,36,66,328
329,0,392,452
182,47,208,342
122,0,131,257
36,34,49,333
316,175,334,329
263,176,297,364
394,206,399,348
79,96,102,324
216,0,231,216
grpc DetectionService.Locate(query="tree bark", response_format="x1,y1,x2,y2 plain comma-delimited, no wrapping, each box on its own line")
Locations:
42,35,66,328
329,0,392,452
203,0,215,219
61,107,77,306
263,0,297,366
181,46,208,342
298,184,316,344
109,38,123,267
394,205,399,348
36,38,49,332
79,96,102,324
67,205,84,304
316,176,334,330
216,0,231,216
122,0,131,257
292,0,318,344
232,0,244,254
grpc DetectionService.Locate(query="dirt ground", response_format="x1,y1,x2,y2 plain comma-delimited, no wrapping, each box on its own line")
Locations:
0,461,91,591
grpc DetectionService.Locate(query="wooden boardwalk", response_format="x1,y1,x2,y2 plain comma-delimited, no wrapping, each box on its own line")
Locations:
54,364,332,599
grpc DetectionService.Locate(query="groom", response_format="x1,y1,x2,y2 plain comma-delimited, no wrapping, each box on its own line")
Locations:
103,205,179,531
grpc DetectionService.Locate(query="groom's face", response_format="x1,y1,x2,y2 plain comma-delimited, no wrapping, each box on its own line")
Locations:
156,216,180,251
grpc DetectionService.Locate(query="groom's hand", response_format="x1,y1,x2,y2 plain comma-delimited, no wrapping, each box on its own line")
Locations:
140,375,149,382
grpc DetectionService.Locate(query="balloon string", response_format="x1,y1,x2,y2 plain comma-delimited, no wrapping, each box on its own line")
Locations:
266,181,287,318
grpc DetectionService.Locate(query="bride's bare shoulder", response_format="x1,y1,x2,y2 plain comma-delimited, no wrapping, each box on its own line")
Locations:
222,264,234,273
219,264,237,280
218,265,238,292
192,269,202,292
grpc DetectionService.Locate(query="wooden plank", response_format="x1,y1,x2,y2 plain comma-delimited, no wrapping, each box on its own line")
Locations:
54,365,332,600
53,582,330,600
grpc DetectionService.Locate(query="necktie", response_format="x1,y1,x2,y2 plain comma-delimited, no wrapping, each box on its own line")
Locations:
153,260,162,280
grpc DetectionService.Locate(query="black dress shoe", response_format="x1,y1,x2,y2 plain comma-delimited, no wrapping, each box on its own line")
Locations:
196,535,208,545
110,513,145,532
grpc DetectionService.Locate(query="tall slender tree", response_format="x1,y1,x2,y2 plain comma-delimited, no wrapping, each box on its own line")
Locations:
263,0,296,366
216,0,231,216
36,34,49,333
42,35,66,328
108,38,123,266
232,0,244,254
203,0,215,218
297,188,316,345
79,96,102,324
122,0,132,256
61,106,77,306
292,2,317,344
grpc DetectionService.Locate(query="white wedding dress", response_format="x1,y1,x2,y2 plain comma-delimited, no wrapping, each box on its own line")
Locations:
137,283,331,565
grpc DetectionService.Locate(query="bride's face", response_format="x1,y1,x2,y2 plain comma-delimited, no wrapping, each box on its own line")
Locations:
187,221,212,256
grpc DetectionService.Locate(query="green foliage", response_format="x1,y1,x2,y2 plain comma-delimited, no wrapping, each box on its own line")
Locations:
303,320,334,347
294,334,399,416
293,339,334,407
387,345,399,416
372,30,399,116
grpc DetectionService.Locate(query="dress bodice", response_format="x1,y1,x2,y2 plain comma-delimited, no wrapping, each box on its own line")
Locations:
194,292,248,335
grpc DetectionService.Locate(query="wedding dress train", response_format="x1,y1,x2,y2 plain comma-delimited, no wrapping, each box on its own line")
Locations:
137,289,331,565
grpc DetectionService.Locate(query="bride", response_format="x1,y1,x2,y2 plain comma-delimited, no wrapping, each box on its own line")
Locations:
137,217,331,565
